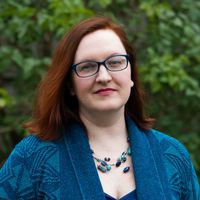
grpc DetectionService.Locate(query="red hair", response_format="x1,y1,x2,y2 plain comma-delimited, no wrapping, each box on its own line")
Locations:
24,16,154,140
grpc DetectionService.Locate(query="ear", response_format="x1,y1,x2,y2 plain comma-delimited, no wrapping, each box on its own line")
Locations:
130,80,134,87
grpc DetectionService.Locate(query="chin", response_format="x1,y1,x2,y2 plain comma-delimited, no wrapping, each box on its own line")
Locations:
94,103,125,112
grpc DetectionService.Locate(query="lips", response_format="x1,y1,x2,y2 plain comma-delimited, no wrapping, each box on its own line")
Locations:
94,88,116,94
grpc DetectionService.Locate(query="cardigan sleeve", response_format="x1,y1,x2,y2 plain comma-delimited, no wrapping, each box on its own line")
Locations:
183,150,200,200
163,135,200,200
0,139,36,199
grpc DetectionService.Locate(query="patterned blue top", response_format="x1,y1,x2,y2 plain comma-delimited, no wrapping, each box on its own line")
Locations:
105,190,137,200
0,118,199,199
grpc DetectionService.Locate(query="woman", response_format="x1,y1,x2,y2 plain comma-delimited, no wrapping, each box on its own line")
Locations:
0,16,199,200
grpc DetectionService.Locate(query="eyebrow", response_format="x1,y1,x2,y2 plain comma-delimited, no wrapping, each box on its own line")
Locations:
76,53,124,64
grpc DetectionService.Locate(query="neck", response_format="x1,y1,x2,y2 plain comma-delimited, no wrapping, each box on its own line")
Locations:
80,108,128,156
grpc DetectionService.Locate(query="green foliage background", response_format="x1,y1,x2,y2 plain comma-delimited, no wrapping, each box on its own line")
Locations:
0,0,200,179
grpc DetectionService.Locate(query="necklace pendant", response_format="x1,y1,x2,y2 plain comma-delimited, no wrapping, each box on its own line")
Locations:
92,138,131,174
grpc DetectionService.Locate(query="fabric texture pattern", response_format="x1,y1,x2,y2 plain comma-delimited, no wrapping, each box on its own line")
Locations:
0,117,199,200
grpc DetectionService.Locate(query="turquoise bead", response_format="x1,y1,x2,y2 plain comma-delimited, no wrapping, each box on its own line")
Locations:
121,154,125,159
121,155,126,162
127,147,131,155
106,165,111,171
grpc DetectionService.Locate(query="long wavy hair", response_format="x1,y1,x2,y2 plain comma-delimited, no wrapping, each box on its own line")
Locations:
24,16,154,140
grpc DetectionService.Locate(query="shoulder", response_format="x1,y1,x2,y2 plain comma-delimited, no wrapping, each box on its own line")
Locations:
10,134,63,168
144,129,194,179
145,128,190,159
1,134,63,176
13,134,58,157
145,129,200,198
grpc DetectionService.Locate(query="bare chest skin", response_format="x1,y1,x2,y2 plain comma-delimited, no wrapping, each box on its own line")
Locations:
94,155,136,199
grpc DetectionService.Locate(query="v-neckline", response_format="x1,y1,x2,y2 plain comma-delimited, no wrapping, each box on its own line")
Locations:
104,189,136,200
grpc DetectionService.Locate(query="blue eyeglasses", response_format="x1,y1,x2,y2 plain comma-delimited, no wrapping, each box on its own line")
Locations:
72,54,129,78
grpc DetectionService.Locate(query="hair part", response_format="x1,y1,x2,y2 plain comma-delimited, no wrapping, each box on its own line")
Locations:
24,16,154,140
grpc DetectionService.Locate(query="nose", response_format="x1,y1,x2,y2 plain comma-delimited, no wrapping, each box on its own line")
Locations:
95,65,112,83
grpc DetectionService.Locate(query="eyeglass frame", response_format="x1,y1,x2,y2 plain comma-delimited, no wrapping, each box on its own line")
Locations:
71,54,130,78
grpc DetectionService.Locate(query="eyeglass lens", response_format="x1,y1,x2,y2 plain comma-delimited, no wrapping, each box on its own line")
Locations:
75,55,128,77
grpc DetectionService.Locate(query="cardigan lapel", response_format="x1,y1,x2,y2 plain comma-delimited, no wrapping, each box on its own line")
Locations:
126,117,168,200
63,123,106,200
63,118,171,200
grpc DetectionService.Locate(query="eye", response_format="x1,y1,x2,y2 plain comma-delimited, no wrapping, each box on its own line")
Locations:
106,56,125,68
77,62,97,72
108,60,121,65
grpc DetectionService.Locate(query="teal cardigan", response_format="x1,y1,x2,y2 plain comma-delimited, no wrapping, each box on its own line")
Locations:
0,117,199,199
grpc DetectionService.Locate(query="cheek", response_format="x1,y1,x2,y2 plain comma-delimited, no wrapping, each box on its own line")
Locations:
73,77,93,98
119,67,132,86
127,66,132,79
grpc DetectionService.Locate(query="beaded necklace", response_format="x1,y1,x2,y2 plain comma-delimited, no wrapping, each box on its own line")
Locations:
91,138,131,173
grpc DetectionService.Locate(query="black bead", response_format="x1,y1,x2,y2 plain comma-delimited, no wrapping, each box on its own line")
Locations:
123,166,130,173
104,157,111,162
116,161,121,167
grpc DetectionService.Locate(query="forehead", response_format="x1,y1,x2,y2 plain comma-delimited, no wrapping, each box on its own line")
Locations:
74,29,126,63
